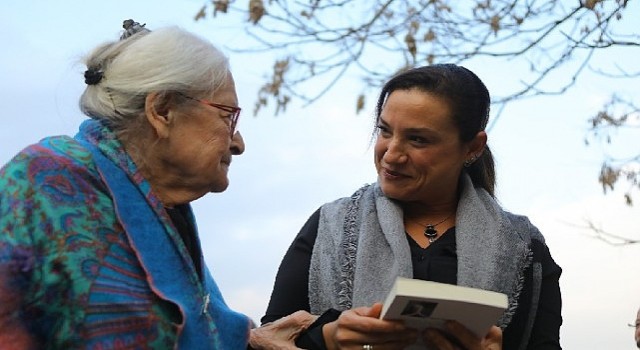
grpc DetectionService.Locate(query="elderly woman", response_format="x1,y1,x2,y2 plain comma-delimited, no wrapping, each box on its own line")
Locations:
262,64,563,349
0,20,314,349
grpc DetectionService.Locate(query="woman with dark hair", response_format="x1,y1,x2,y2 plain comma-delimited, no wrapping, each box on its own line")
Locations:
262,64,562,349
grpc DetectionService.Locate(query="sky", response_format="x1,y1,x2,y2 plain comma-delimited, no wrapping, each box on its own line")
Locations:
1,1,639,348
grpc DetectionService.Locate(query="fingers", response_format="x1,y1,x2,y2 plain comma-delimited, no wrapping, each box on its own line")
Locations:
422,322,503,350
481,326,502,350
423,328,464,350
249,311,319,350
280,310,319,330
360,302,383,318
325,306,417,350
340,306,408,335
444,321,480,349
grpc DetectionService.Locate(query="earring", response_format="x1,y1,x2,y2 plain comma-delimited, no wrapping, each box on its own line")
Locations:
463,155,477,168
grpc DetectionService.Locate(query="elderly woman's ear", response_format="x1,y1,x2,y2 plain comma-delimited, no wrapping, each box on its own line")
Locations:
144,92,174,139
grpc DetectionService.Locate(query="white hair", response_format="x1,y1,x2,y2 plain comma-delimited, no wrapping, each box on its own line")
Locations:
79,26,230,132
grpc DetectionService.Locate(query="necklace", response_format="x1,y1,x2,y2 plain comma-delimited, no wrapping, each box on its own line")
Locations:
412,213,454,243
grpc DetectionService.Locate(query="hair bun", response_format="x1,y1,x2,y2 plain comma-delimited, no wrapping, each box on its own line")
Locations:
120,19,149,40
84,68,103,85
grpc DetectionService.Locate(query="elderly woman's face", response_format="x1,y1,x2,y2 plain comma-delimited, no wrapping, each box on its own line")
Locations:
164,74,245,195
374,89,477,204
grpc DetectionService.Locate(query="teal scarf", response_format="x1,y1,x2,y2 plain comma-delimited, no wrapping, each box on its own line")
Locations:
75,119,251,349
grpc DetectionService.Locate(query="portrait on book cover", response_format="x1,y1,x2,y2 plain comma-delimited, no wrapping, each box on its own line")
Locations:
400,300,438,318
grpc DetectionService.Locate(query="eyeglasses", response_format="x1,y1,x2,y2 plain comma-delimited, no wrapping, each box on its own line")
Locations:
178,92,241,137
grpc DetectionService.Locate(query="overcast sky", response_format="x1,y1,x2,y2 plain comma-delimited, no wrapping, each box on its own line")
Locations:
1,1,639,348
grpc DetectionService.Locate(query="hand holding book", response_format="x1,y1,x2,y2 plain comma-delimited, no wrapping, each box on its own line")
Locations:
380,277,508,349
321,303,418,350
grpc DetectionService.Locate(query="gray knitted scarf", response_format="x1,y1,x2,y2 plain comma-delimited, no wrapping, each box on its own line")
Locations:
308,174,543,328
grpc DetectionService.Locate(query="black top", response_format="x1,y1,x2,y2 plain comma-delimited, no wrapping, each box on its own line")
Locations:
166,204,203,280
262,209,562,350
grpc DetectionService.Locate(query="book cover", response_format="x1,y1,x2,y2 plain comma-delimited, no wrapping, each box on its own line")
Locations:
380,277,508,348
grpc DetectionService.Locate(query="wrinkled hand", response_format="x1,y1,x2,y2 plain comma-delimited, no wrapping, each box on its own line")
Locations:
249,310,318,350
423,322,502,350
323,303,417,350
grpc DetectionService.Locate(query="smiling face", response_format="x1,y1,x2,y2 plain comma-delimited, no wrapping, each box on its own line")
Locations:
374,88,484,206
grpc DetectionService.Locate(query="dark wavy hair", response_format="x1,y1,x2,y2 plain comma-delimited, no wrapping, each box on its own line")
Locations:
374,64,495,196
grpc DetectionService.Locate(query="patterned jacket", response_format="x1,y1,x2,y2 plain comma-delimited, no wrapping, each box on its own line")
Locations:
0,119,250,349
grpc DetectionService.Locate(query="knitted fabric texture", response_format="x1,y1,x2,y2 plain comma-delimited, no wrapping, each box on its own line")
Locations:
309,174,541,328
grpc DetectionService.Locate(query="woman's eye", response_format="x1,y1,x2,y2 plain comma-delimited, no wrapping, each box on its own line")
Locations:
221,115,233,124
376,125,390,135
409,135,430,144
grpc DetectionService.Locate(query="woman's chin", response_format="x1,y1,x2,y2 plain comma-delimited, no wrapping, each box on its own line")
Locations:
208,178,230,193
379,184,411,202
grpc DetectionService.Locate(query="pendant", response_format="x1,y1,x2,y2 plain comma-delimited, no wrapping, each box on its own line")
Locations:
424,225,437,243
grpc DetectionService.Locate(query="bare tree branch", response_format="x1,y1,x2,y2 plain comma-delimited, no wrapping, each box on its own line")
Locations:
196,0,640,226
566,219,640,246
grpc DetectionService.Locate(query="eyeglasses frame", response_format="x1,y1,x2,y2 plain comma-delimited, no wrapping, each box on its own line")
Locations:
177,92,241,137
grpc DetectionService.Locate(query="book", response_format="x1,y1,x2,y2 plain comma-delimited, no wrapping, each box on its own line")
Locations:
380,277,508,348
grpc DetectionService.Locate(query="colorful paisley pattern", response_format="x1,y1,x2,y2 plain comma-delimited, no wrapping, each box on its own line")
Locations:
0,120,248,349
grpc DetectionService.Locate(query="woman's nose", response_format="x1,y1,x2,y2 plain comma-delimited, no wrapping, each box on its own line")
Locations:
382,138,407,164
230,131,245,155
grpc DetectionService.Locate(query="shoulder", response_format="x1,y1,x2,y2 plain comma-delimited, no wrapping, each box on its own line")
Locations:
2,136,94,176
0,136,106,265
502,211,546,243
314,184,375,243
1,135,106,216
320,183,376,213
502,212,561,274
1,136,103,200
